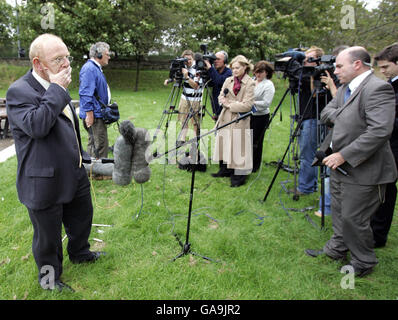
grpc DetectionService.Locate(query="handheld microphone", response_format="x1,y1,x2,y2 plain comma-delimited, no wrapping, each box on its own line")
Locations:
312,150,349,176
220,88,229,109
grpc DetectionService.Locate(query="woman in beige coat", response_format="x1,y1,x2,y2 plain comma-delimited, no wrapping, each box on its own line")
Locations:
212,55,255,187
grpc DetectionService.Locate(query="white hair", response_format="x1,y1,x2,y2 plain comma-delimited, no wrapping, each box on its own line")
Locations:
29,33,63,61
89,42,110,58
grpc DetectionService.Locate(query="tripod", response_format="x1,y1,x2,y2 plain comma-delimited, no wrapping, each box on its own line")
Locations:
176,80,215,166
262,74,331,228
262,84,322,197
172,132,217,262
303,81,330,229
152,78,184,165
154,109,254,263
261,79,302,203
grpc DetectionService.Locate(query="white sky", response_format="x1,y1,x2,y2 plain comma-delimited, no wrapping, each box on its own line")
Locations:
363,0,382,10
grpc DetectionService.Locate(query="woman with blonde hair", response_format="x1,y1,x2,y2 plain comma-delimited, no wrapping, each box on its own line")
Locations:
212,55,255,187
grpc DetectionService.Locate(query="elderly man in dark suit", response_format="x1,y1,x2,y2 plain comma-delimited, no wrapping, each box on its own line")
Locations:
6,34,105,292
305,46,397,277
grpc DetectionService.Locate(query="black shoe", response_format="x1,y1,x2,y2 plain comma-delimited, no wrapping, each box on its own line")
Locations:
305,249,325,257
305,249,347,263
177,156,190,171
343,263,374,278
70,251,106,264
42,280,75,293
212,170,231,178
230,174,246,187
54,281,75,292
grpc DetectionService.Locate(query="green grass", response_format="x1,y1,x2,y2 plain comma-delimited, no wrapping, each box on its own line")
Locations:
0,63,397,300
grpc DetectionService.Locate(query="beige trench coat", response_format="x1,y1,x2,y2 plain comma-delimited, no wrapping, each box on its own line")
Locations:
213,73,255,171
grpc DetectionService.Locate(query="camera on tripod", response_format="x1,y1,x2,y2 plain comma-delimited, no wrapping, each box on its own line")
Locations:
195,44,217,81
274,49,306,91
169,57,188,81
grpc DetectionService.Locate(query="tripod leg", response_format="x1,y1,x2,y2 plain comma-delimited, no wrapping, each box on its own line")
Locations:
190,250,219,263
173,232,185,248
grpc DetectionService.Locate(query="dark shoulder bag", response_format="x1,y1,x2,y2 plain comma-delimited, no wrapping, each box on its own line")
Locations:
94,93,120,125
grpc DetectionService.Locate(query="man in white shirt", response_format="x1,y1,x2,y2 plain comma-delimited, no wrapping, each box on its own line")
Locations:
6,34,105,292
305,46,397,277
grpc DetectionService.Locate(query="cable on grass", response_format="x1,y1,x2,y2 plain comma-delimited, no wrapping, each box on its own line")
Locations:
233,209,269,226
156,207,219,237
89,165,133,210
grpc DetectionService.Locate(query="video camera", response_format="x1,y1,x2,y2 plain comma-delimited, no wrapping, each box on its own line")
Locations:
274,49,307,91
169,57,188,81
306,55,335,78
302,54,336,89
194,44,217,81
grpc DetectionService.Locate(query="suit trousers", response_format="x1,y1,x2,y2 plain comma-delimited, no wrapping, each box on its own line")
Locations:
84,118,109,159
27,167,93,284
370,180,397,246
323,176,385,269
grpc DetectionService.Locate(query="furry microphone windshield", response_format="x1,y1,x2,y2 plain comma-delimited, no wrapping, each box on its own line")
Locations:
113,120,151,185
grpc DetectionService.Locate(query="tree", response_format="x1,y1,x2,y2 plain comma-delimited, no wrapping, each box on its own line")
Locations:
173,0,348,61
0,0,15,56
15,0,179,90
109,0,180,91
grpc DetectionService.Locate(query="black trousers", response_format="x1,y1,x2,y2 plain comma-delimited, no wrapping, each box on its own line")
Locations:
250,114,270,172
27,167,93,284
371,180,397,246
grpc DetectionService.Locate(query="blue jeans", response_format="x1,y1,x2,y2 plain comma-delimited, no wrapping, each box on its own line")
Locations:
318,176,331,215
298,119,318,194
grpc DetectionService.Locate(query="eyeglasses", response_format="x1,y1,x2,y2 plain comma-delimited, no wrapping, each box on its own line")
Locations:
52,55,74,65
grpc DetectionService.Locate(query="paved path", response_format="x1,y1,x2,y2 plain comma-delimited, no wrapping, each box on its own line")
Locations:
0,143,15,163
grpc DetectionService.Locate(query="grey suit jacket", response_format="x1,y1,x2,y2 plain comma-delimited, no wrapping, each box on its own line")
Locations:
320,72,397,185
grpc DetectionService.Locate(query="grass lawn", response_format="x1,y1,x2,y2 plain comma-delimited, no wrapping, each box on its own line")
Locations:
0,63,397,300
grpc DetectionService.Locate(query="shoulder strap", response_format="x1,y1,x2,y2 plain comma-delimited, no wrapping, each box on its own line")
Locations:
93,92,107,108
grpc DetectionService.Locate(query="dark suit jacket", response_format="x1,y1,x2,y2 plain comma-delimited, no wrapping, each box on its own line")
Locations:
6,70,87,210
320,72,397,185
388,79,398,164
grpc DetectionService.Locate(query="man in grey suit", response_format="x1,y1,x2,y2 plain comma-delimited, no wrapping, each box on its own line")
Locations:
305,46,397,277
6,34,105,292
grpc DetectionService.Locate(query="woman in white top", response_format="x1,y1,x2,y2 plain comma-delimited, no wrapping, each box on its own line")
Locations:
251,61,275,172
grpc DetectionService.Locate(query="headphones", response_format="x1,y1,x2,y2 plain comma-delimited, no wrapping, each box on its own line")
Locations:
95,46,103,60
219,50,228,64
91,43,103,60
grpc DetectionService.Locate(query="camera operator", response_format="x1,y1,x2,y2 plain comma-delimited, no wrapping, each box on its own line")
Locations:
164,50,203,146
204,51,232,119
79,42,112,169
293,46,333,196
314,45,348,218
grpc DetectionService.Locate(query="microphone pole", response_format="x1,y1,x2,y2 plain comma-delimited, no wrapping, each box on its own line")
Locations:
152,108,254,263
152,108,254,161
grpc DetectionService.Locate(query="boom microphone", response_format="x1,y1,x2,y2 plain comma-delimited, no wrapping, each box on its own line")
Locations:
312,150,349,176
118,120,151,184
